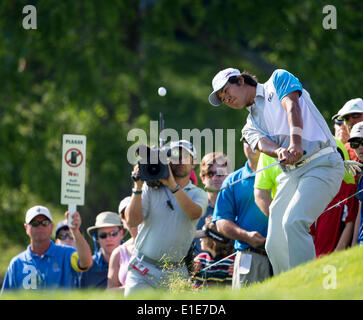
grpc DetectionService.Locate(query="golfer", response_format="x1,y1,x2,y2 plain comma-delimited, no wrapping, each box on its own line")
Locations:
209,68,345,274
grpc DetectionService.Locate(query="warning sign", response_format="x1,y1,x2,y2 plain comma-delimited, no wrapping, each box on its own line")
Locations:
61,134,86,206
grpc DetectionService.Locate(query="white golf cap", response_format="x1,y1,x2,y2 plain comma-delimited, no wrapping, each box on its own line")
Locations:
25,205,53,224
170,140,197,159
87,211,122,237
209,68,241,106
332,98,363,121
118,196,131,215
348,121,363,142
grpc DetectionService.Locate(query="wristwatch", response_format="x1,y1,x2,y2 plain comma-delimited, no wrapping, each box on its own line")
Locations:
171,184,181,194
132,188,142,195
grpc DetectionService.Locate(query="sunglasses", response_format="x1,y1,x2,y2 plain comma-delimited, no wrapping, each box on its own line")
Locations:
29,219,51,227
57,232,74,240
98,229,120,239
343,113,362,122
350,140,363,149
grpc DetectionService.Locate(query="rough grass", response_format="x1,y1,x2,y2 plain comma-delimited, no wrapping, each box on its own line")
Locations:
1,245,362,300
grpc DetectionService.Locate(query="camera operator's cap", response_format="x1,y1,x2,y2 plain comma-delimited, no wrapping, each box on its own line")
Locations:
332,98,363,121
87,211,122,237
118,196,131,215
209,68,241,107
55,219,69,237
347,121,363,142
25,205,53,224
170,140,197,159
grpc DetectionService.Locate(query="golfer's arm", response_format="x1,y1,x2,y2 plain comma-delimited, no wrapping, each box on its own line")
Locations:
256,137,282,158
254,188,272,216
215,219,250,242
281,91,303,146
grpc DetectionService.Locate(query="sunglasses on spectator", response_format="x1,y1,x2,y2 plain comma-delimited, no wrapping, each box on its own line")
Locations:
343,113,362,122
57,232,74,240
29,219,51,227
203,168,227,178
98,229,120,239
350,140,363,149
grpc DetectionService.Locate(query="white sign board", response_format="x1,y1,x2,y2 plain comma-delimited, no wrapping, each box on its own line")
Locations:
61,134,86,206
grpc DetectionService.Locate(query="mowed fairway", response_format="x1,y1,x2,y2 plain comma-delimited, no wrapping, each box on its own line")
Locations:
1,245,362,300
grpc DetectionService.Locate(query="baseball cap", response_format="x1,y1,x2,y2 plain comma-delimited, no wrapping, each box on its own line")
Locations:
118,196,131,215
332,98,363,121
347,121,363,142
25,205,53,224
170,140,197,159
55,219,69,237
209,68,241,106
87,211,122,237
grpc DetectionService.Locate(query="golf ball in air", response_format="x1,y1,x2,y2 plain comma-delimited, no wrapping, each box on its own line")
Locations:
158,87,167,96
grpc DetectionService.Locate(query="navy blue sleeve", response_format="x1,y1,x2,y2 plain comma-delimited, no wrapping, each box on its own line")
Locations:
272,69,302,100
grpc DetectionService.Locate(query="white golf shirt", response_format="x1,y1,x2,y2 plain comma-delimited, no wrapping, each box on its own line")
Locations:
242,69,336,158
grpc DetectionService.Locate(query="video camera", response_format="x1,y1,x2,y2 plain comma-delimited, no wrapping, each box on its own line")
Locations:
131,113,180,188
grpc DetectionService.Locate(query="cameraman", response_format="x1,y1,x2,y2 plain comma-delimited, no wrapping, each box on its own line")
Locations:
124,140,208,296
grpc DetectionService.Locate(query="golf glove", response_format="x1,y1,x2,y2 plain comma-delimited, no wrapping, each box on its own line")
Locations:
343,160,363,175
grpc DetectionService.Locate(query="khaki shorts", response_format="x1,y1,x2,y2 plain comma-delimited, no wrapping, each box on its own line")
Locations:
232,250,272,289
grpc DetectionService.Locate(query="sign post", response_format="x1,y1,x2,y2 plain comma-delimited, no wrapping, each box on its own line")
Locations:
61,134,86,227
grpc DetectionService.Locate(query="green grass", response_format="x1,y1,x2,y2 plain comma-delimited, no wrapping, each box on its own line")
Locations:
1,245,362,300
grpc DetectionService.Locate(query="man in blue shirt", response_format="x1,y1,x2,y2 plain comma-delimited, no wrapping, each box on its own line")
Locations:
213,142,271,288
209,67,345,275
1,205,93,293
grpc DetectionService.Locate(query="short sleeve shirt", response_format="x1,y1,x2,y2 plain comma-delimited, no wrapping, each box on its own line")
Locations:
242,69,336,157
1,241,83,293
135,181,209,261
213,162,268,251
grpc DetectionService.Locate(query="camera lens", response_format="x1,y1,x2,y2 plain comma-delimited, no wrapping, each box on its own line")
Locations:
147,164,161,176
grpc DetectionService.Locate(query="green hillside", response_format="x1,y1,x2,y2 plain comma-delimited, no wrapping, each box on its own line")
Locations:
1,245,362,300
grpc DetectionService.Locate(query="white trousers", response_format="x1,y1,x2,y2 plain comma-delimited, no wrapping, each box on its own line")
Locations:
265,152,344,275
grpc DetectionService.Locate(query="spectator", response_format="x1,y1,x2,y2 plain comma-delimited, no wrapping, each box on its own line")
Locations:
192,152,231,255
332,98,363,162
213,142,271,288
192,216,235,289
124,140,208,296
334,119,349,144
107,196,138,290
209,67,345,274
55,219,76,248
80,211,125,289
347,122,363,246
1,206,92,293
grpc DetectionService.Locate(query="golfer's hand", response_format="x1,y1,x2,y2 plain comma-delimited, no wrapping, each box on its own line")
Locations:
246,231,266,248
287,143,304,164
